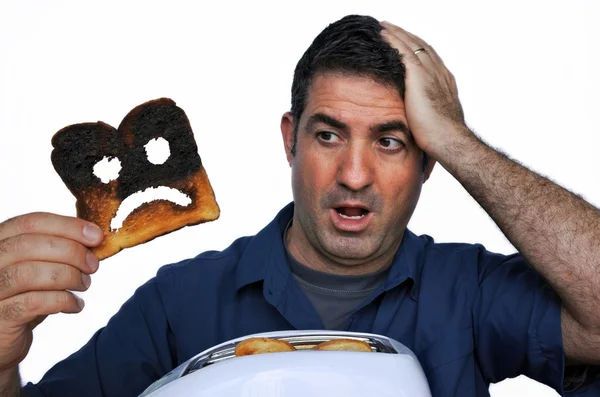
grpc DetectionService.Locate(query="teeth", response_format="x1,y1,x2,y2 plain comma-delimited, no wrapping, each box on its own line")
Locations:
339,213,365,220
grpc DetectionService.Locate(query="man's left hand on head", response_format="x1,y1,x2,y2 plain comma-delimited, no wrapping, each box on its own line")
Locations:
380,21,470,158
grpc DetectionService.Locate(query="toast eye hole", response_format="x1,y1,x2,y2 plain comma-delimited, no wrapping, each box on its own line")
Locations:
93,156,121,183
145,137,170,165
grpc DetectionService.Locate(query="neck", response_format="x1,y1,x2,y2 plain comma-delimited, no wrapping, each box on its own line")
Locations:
284,216,401,276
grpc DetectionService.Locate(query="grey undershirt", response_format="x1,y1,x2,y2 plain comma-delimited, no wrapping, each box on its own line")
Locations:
283,221,389,330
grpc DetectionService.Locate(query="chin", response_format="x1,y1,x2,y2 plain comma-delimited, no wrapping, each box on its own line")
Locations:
321,237,379,261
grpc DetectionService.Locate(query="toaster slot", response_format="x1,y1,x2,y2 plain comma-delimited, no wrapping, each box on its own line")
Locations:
184,332,398,375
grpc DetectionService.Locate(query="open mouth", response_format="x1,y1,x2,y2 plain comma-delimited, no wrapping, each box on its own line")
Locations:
110,186,191,230
330,205,373,232
335,207,370,220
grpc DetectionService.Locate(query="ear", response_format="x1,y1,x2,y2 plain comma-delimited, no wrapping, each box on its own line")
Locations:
423,155,436,183
280,111,295,166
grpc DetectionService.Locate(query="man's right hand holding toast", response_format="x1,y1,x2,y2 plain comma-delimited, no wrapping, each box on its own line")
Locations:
0,212,102,388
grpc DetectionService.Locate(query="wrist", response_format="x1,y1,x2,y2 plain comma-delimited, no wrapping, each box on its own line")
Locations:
423,123,477,166
0,367,20,397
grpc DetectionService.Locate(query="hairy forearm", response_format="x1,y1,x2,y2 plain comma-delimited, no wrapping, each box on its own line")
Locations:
435,128,600,330
0,368,22,397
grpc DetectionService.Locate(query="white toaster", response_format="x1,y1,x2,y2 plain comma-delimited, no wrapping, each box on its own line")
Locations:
138,330,432,397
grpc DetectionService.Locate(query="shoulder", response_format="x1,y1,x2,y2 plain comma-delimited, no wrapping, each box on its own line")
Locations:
415,232,509,265
413,232,524,286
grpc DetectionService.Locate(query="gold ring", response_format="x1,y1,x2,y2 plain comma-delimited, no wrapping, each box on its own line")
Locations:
413,47,426,55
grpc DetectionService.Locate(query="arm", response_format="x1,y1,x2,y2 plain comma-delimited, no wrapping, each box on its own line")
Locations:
22,271,177,397
380,22,600,364
0,210,174,397
434,125,600,364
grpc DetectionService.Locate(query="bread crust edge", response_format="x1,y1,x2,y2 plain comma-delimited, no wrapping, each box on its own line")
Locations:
85,166,219,260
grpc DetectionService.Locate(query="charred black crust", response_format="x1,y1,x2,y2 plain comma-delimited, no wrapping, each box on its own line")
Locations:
51,121,121,192
51,98,203,201
116,98,201,200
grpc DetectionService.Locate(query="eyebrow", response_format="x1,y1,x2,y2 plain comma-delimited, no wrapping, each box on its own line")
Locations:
375,120,413,141
305,112,413,140
305,113,347,132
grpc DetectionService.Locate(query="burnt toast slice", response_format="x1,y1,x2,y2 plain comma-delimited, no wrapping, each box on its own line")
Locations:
51,98,220,260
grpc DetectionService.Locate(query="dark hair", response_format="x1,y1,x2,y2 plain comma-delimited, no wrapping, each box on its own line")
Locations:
290,14,428,171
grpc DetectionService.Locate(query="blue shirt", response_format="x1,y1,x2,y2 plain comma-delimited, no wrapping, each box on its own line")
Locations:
24,203,600,396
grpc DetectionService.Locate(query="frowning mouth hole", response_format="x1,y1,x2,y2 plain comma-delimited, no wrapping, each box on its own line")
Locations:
335,207,369,219
110,186,192,231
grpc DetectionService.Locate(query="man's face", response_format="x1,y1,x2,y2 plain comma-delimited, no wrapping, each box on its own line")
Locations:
281,72,434,271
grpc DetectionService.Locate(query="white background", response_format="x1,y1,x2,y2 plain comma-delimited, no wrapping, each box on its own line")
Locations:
1,1,599,396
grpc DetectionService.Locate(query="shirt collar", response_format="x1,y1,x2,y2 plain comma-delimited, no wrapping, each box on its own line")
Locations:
235,202,294,290
384,227,426,301
235,202,426,301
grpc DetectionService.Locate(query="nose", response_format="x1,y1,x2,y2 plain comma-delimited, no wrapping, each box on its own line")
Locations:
336,141,374,191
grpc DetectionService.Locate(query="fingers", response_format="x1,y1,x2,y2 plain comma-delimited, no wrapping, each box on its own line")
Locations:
0,213,103,247
380,25,427,69
0,262,91,302
402,27,446,67
0,213,97,340
0,290,84,327
0,215,96,370
380,27,438,96
0,234,99,274
380,21,457,96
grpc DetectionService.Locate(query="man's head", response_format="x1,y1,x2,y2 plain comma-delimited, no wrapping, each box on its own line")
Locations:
281,15,435,274
291,17,408,152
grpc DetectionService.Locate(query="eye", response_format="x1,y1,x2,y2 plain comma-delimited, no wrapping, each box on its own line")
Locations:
378,137,404,152
145,137,171,165
93,156,122,183
316,131,341,144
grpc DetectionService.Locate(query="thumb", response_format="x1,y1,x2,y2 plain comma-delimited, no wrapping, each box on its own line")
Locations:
31,315,47,330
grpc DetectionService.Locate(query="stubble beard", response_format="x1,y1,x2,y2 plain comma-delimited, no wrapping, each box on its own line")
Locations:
294,206,392,268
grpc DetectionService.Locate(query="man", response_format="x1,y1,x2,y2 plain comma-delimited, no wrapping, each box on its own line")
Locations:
0,14,598,396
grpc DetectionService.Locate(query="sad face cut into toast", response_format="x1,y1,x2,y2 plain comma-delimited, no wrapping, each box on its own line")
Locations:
51,98,220,260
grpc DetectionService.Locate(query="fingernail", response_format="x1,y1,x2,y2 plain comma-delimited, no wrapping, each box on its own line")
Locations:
86,251,99,272
81,273,92,289
83,223,103,242
76,296,85,309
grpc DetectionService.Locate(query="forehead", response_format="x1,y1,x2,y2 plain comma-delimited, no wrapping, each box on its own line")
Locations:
302,72,406,126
